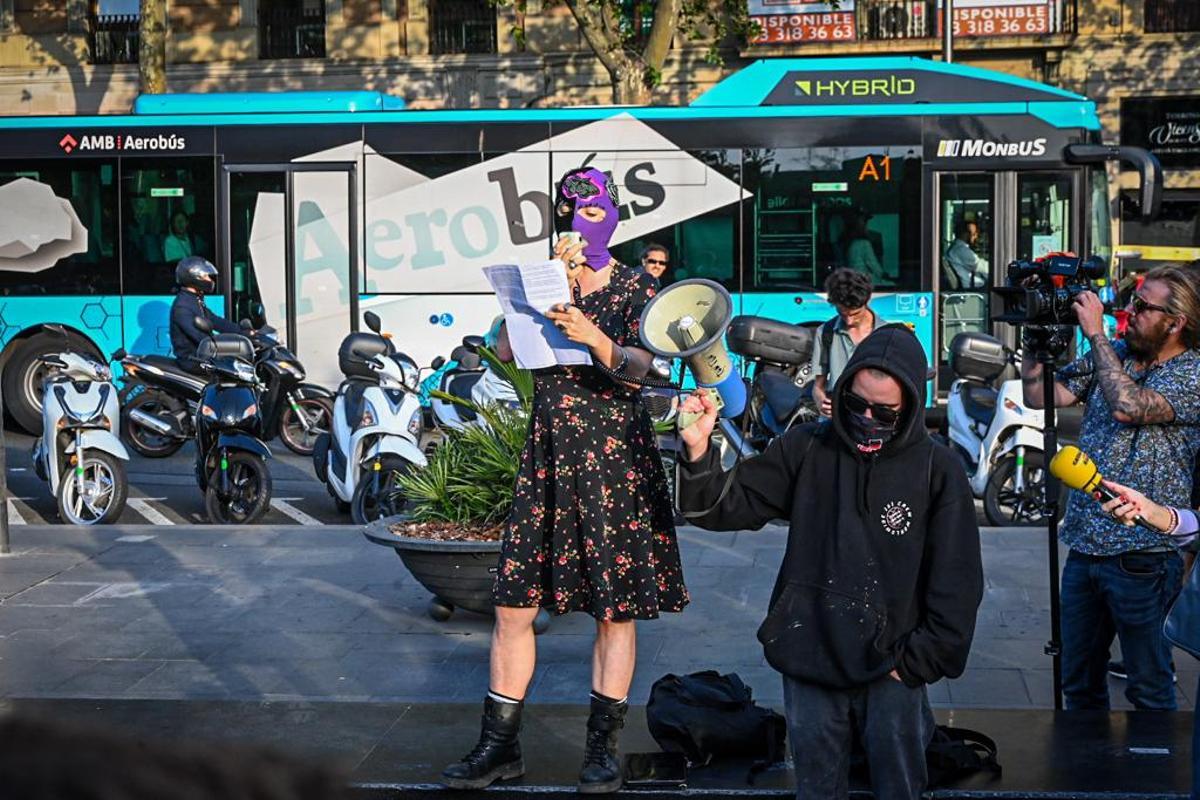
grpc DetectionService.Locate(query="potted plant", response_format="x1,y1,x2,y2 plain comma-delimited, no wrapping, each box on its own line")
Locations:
361,346,555,630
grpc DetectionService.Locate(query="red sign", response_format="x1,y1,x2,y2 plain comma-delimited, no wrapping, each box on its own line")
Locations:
752,11,855,43
946,4,1051,36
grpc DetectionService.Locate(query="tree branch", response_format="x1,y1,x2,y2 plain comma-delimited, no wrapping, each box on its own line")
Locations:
642,0,683,71
563,0,624,75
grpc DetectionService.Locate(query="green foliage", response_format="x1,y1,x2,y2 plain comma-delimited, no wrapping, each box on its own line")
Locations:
398,350,533,527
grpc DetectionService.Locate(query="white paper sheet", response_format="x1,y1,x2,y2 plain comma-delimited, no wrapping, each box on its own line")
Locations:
482,260,593,370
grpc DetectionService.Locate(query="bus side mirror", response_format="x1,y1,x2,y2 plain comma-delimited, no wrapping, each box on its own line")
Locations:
1063,144,1162,223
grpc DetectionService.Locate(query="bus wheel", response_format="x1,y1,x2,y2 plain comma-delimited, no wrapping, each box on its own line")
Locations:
4,332,97,434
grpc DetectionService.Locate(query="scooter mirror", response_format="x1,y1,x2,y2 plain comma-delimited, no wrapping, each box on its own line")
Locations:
364,311,382,333
431,356,446,370
194,315,214,335
461,335,486,353
250,303,267,329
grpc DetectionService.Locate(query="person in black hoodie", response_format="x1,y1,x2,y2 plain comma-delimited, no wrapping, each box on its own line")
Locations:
676,326,982,800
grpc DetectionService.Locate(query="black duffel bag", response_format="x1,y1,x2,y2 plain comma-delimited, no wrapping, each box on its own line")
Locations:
646,671,786,769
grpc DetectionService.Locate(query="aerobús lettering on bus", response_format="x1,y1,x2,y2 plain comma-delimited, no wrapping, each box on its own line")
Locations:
365,161,666,271
71,133,188,152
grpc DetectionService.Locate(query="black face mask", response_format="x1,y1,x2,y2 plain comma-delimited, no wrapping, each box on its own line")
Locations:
846,410,897,453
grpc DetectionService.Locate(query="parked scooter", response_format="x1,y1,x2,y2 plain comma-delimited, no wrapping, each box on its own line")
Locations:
119,305,331,458
313,311,441,525
30,325,130,525
191,316,274,524
725,315,821,451
428,335,520,434
945,332,1058,526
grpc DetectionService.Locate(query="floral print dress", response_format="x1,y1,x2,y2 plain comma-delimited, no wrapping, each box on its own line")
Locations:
492,264,689,621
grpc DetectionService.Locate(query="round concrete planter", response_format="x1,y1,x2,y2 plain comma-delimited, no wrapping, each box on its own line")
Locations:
363,516,550,632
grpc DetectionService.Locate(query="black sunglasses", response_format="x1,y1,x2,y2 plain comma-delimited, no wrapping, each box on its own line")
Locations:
843,391,902,426
1128,294,1173,317
644,258,668,266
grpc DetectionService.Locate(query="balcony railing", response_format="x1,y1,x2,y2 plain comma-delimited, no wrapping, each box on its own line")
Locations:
259,3,326,59
1145,0,1200,32
89,14,139,65
753,0,1075,45
855,0,1075,41
429,0,497,55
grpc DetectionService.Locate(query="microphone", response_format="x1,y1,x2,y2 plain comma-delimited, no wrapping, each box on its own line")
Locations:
1048,445,1162,532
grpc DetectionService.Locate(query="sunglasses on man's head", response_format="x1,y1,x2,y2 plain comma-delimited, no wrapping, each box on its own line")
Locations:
1128,294,1173,316
644,258,667,266
843,391,902,426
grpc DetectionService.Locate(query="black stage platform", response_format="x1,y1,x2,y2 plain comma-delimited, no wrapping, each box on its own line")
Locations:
0,699,1190,799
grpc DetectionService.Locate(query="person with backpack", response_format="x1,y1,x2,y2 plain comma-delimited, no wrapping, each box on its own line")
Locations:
676,326,984,800
811,268,888,418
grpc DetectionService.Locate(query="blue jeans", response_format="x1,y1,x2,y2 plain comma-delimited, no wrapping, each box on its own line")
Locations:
1060,549,1183,711
782,674,934,800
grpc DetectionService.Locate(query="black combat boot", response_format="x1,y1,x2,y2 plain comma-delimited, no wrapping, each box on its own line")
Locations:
441,696,525,789
578,695,628,794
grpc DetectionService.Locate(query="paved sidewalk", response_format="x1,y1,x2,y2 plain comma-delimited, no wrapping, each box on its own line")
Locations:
0,524,1194,710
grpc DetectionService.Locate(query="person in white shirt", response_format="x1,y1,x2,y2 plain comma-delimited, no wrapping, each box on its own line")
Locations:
944,220,989,290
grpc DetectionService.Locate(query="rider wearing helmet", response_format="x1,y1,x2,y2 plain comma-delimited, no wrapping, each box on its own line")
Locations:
169,256,242,373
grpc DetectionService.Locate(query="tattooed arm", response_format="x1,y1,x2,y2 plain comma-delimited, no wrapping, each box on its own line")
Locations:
1088,334,1175,425
1021,351,1079,409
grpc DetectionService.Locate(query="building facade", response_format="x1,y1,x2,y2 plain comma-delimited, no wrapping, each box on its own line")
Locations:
0,0,1195,260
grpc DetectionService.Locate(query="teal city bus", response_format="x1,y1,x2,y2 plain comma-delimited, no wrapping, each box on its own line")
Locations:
0,56,1160,432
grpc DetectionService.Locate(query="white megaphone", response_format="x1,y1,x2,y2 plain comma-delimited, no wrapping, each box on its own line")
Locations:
639,279,746,429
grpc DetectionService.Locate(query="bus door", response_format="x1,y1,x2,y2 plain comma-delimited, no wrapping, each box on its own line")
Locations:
221,163,358,389
934,169,1081,370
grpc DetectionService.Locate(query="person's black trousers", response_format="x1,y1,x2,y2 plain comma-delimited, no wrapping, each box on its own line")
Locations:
782,673,934,800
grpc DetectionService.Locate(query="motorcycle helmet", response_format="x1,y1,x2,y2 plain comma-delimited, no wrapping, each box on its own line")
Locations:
175,256,218,294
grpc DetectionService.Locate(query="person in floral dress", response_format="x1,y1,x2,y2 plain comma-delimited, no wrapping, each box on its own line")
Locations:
442,167,688,795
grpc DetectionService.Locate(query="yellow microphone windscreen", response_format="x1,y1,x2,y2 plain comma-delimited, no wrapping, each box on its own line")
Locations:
1049,445,1102,493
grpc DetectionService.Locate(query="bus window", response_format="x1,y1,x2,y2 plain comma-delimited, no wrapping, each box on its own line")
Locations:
742,146,922,294
0,159,119,296
121,157,216,295
1089,170,1114,269
1017,174,1073,260
228,171,287,327
609,149,741,293
938,173,993,358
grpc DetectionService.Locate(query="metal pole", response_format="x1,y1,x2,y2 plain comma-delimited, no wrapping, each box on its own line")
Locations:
943,0,954,63
1041,350,1063,710
0,361,10,555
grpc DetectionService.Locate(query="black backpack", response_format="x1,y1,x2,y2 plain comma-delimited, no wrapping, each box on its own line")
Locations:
646,671,786,770
819,316,918,377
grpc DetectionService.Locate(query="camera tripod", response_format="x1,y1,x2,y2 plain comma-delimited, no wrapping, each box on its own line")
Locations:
1023,324,1074,711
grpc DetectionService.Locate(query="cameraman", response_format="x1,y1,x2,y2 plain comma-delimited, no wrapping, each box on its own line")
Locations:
1021,264,1200,711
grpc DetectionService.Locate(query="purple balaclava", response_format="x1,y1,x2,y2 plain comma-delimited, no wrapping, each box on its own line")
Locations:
554,167,620,271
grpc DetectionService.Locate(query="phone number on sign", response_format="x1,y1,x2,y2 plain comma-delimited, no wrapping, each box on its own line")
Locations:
952,5,1049,36
753,12,855,42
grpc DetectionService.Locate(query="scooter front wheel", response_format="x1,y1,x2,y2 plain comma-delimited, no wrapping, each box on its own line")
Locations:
205,452,273,525
983,450,1065,527
57,451,128,525
351,467,410,525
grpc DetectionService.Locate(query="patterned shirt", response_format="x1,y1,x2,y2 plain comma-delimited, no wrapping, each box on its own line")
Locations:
1056,342,1200,556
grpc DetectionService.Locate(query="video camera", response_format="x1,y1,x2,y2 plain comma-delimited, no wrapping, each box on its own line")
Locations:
991,252,1108,325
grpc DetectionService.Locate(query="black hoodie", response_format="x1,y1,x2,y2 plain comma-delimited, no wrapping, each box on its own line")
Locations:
678,327,982,689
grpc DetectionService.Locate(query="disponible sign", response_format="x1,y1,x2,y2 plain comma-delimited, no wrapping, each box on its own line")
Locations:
1122,96,1200,169
750,0,1054,44
749,0,855,44
947,0,1052,36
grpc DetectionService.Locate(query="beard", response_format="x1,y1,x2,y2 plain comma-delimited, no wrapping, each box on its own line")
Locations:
1124,316,1172,360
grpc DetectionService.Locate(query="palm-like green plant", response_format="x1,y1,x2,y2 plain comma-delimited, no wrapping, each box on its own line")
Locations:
397,346,533,529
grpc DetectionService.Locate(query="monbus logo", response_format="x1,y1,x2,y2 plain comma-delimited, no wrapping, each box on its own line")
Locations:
937,138,1048,158
795,75,917,98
